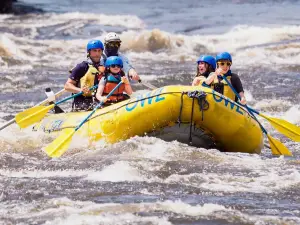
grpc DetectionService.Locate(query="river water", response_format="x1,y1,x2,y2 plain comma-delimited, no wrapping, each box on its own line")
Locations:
0,0,300,224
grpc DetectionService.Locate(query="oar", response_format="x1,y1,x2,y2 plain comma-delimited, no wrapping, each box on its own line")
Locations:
222,75,292,156
44,81,123,158
138,79,158,90
129,75,158,90
247,107,300,142
0,88,66,131
15,85,98,129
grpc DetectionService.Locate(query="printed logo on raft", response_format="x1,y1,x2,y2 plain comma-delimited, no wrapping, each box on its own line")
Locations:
212,90,243,115
32,119,64,132
126,88,166,112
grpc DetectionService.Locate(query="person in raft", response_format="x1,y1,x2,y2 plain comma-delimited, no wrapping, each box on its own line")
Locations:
202,52,247,104
192,55,216,86
101,32,140,82
95,56,133,105
65,40,105,111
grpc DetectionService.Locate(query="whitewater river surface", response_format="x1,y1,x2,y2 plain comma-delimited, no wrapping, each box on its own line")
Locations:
0,0,300,224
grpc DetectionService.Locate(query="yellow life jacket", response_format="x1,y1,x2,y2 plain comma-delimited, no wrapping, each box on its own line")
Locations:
212,75,236,101
80,64,99,97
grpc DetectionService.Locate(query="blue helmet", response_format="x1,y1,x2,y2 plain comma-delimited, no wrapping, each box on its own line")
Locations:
216,52,232,63
197,55,216,70
105,56,123,68
87,40,104,52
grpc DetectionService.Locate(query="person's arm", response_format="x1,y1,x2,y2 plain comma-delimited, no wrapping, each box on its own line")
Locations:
239,92,246,104
64,78,82,93
95,77,107,102
231,74,246,104
192,76,206,86
203,72,217,86
124,83,133,95
128,68,140,81
203,68,224,86
121,77,133,95
119,53,133,76
65,63,90,94
119,53,140,81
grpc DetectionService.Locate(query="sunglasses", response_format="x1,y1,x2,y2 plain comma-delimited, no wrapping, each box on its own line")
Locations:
110,64,121,68
218,62,231,66
106,42,121,48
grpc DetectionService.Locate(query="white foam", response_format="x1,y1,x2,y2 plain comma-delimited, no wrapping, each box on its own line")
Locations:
156,200,228,216
161,151,300,194
2,22,300,68
1,12,145,30
115,25,300,67
244,89,254,102
0,33,28,58
199,25,300,52
46,213,171,225
254,99,293,112
136,138,173,161
57,12,145,29
85,161,144,182
136,75,160,83
0,168,89,178
283,105,300,124
3,197,229,224
3,195,300,224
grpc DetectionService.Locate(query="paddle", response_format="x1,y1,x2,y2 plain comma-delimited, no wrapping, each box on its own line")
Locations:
15,85,98,129
44,81,123,158
221,75,292,156
247,107,300,142
137,79,158,90
129,75,158,90
0,88,66,131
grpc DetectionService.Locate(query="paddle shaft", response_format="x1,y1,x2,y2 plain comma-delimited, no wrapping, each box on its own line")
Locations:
55,85,98,106
222,76,268,134
138,79,158,90
75,82,123,131
0,89,66,131
129,75,158,90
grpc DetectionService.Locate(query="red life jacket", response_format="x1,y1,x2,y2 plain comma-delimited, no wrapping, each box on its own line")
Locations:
103,72,126,102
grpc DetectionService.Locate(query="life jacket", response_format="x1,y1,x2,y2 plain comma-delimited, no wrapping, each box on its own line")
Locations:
69,61,105,97
211,73,236,101
103,72,126,102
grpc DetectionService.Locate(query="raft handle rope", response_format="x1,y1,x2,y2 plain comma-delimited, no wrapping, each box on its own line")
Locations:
189,97,195,143
188,91,209,121
177,91,209,144
177,91,209,125
46,90,212,133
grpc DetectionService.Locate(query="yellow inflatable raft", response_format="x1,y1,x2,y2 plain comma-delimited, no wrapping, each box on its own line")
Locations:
32,85,264,154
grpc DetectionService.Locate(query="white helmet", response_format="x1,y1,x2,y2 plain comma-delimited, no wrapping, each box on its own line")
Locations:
104,32,121,44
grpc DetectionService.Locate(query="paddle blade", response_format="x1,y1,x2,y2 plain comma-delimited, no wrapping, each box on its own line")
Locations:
15,105,54,128
260,114,300,142
44,128,75,158
267,134,292,156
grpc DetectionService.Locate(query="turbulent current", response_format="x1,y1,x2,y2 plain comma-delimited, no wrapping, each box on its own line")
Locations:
0,0,300,224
